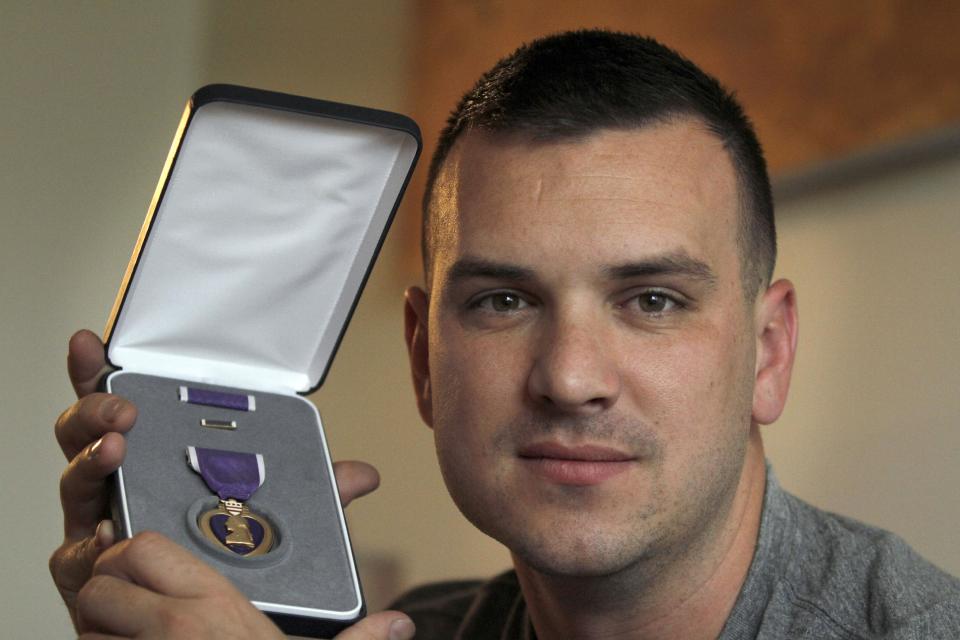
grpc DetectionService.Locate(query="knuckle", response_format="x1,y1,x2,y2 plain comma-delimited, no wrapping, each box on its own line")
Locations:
124,530,165,561
58,464,74,498
48,545,65,579
352,623,381,640
51,538,96,588
54,403,78,441
132,529,165,548
76,574,111,612
54,406,71,431
157,606,204,636
76,393,106,425
58,459,97,504
90,544,110,575
94,533,161,576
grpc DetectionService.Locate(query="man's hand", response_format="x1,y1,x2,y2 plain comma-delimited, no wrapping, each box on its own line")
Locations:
77,532,415,640
50,330,136,628
52,330,414,639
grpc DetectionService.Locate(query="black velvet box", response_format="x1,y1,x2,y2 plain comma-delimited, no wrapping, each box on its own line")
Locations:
102,85,420,636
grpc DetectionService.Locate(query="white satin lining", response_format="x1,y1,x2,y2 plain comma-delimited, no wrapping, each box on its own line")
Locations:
108,101,418,393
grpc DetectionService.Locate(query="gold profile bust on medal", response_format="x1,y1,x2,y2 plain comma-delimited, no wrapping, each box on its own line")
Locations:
188,445,276,557
199,497,275,557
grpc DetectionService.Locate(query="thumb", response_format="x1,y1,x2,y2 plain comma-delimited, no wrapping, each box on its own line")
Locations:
333,611,415,640
67,330,109,399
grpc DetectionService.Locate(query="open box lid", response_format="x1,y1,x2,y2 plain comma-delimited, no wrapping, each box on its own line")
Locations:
104,85,421,395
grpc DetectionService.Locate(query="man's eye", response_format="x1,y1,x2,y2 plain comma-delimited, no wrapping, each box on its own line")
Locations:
473,292,528,313
631,291,680,314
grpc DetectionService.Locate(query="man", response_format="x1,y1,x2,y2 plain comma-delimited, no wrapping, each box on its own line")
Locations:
51,30,960,639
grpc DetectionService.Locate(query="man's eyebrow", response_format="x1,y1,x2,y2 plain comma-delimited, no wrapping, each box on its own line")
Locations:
603,253,718,286
445,258,535,284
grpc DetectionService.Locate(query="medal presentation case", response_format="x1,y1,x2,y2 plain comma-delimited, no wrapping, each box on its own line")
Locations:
102,85,420,637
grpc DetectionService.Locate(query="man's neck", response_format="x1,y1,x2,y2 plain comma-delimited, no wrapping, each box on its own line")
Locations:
513,432,767,640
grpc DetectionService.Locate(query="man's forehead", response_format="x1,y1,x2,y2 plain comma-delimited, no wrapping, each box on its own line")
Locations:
448,121,730,184
430,122,740,265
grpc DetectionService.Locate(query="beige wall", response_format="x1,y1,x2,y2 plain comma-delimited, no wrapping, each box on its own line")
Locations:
0,2,451,637
2,4,957,638
2,4,206,637
767,150,960,575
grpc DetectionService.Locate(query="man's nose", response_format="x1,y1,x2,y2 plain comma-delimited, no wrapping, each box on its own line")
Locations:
526,314,621,414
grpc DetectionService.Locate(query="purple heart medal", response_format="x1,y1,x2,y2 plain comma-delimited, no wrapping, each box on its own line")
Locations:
187,446,275,557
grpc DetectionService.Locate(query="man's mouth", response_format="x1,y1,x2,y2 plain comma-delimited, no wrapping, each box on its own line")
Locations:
517,441,636,486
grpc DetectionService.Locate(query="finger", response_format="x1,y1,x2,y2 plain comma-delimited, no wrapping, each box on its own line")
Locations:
60,432,126,540
68,330,110,399
333,611,415,640
76,574,164,637
49,521,115,625
52,521,115,587
55,393,136,461
332,460,380,507
94,531,236,599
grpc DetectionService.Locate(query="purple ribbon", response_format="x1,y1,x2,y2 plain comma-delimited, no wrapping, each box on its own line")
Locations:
187,447,264,501
180,386,255,412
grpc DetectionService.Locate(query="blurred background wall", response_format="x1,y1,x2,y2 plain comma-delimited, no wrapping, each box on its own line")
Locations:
1,2,957,637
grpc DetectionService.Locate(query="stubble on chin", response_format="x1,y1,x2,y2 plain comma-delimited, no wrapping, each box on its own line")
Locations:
438,408,751,582
438,412,669,576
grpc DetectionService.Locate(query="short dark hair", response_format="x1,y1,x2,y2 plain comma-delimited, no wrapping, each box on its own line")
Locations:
421,29,776,298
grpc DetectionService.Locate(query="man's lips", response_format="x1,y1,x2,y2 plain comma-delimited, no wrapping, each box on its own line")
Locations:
517,442,636,486
517,441,635,461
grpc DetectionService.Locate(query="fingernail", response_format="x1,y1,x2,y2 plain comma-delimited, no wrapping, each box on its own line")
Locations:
389,618,415,640
99,398,123,422
87,437,104,460
95,519,115,551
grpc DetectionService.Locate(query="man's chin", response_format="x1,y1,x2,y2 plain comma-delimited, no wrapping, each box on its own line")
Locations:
505,530,657,580
513,553,654,583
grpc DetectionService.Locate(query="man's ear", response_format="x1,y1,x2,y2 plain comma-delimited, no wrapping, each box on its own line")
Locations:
752,278,799,425
404,286,433,428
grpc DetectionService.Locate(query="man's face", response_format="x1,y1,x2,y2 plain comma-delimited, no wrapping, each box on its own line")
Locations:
411,121,763,577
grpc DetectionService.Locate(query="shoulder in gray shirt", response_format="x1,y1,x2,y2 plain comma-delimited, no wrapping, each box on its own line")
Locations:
721,468,960,639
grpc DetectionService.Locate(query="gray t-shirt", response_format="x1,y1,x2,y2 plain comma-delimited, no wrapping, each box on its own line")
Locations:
392,470,960,638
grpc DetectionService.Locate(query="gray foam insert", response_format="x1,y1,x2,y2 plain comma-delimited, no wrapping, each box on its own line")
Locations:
107,371,360,615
